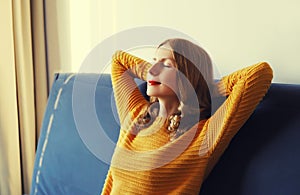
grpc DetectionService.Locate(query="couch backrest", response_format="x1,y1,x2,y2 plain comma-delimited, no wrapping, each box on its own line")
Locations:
201,82,300,195
30,73,300,195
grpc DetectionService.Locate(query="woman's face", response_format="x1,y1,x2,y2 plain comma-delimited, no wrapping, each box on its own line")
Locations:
146,44,178,99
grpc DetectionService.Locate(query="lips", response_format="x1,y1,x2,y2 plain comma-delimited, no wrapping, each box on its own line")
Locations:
148,80,161,86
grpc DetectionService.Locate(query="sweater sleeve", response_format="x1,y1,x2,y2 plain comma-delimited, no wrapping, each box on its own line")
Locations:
111,50,152,125
202,62,273,177
101,170,113,195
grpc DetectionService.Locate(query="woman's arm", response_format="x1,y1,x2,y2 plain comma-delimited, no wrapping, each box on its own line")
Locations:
101,170,113,195
203,62,273,176
111,50,152,126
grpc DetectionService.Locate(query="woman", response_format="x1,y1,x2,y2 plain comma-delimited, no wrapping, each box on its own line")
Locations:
101,38,273,194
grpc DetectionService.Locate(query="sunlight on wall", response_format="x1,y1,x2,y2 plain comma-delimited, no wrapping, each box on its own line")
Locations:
68,0,300,83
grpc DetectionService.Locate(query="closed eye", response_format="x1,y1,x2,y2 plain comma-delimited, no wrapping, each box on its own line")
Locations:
163,59,175,68
152,57,175,68
163,63,172,68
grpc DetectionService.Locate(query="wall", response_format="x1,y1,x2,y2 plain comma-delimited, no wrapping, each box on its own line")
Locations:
55,0,300,83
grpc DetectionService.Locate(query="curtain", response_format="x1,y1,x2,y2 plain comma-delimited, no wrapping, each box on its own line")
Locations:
0,0,48,194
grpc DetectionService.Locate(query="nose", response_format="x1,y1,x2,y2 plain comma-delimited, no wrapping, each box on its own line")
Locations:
148,62,162,76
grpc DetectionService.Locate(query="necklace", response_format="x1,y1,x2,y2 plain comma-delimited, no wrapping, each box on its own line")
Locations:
167,112,183,141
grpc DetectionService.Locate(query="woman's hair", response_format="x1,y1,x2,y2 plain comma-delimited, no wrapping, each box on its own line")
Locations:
155,38,213,118
138,38,214,140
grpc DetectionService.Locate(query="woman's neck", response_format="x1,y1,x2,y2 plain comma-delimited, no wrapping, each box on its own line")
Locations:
157,98,180,118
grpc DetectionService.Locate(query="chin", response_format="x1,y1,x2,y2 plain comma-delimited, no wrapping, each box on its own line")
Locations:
146,91,154,97
146,90,159,98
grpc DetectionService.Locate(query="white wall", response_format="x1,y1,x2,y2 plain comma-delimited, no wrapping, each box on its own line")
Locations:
66,0,300,83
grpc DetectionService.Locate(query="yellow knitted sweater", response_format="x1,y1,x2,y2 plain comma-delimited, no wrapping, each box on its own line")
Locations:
101,51,273,195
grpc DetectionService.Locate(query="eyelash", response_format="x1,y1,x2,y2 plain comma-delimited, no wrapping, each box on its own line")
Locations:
163,64,172,68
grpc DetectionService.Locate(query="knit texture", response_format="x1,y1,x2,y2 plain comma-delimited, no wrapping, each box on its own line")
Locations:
101,51,273,195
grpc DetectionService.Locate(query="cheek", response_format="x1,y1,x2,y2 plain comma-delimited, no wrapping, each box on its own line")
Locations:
161,76,178,93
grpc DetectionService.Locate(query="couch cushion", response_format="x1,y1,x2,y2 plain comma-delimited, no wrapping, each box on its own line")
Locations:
30,73,119,195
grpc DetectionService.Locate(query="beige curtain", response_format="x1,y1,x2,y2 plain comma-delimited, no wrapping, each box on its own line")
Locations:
0,0,48,194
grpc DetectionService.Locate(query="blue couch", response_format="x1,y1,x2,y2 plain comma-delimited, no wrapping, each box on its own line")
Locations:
30,73,300,195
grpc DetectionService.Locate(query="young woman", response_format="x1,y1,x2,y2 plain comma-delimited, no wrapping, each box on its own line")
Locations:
101,38,273,194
